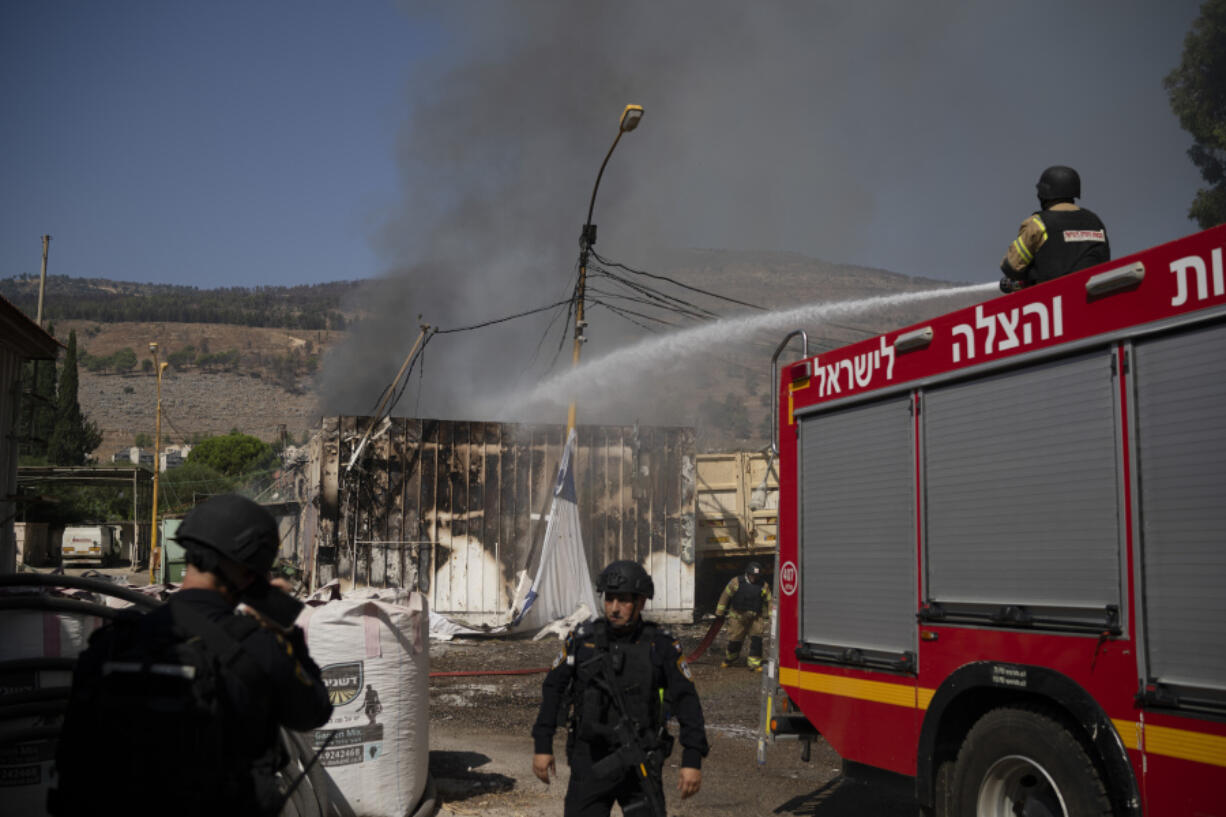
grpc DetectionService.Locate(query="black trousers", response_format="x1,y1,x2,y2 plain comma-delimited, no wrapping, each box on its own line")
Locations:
564,743,665,817
564,768,665,817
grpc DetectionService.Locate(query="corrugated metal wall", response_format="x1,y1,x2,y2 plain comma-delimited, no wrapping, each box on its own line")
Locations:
312,418,696,624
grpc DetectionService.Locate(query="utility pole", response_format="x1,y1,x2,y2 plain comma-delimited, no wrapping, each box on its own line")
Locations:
36,235,50,327
566,105,643,434
148,343,167,583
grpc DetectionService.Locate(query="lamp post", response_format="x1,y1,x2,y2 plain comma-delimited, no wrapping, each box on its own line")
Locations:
567,104,644,434
148,343,168,583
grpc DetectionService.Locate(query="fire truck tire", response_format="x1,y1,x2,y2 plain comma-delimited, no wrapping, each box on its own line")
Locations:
950,706,1112,817
920,758,953,817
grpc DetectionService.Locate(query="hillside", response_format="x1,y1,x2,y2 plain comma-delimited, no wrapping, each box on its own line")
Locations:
0,275,359,329
14,252,992,456
59,320,342,453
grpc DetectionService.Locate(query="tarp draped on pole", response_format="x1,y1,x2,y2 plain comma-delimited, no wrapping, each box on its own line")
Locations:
427,429,598,639
509,429,599,631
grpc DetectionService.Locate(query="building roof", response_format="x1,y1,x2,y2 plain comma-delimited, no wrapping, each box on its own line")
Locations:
0,293,59,359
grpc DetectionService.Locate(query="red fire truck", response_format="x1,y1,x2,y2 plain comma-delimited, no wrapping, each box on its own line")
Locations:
763,225,1226,816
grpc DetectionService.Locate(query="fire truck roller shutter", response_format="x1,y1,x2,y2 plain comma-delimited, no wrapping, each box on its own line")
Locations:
798,395,916,659
1133,320,1226,703
923,349,1123,623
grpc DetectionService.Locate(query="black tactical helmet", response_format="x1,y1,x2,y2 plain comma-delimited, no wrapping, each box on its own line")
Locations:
746,561,764,581
174,494,279,576
1036,165,1081,201
596,560,654,599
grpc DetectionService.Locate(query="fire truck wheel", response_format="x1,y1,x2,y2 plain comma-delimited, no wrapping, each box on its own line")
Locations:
950,706,1112,817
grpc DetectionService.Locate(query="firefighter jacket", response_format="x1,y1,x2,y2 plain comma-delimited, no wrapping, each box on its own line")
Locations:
532,617,709,770
716,575,772,618
1001,203,1110,286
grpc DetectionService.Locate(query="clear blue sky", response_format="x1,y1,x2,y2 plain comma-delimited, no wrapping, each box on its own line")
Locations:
2,1,434,286
1,1,1210,291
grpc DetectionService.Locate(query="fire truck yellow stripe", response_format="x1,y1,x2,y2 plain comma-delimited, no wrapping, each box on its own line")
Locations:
1111,718,1140,751
780,666,916,709
1109,719,1226,766
1145,723,1226,767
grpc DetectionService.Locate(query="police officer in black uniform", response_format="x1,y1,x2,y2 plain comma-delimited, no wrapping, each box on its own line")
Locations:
1000,165,1110,292
532,559,709,816
51,494,333,817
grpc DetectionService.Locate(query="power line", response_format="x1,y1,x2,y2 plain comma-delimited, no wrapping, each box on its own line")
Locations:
589,300,668,333
590,249,765,311
588,273,719,322
588,298,679,328
434,298,574,334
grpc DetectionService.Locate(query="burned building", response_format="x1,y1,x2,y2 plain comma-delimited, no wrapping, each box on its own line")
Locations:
302,417,697,624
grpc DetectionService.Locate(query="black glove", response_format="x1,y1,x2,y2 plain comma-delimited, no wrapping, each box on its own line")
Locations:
999,276,1024,294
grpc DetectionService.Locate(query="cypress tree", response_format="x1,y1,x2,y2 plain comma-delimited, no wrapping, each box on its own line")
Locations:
47,330,102,465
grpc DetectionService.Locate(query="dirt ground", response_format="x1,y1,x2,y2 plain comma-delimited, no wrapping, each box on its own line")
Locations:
427,625,919,817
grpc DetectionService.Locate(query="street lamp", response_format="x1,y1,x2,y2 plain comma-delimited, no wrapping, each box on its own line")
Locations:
567,104,644,434
148,343,168,583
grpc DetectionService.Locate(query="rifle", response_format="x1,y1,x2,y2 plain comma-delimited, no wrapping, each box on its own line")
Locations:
579,651,669,817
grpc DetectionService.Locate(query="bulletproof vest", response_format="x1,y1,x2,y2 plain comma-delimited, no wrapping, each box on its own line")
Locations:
731,576,764,613
52,597,277,817
1031,207,1110,284
573,620,662,746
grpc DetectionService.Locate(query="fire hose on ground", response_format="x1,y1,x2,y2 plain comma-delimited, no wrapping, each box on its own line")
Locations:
427,616,726,679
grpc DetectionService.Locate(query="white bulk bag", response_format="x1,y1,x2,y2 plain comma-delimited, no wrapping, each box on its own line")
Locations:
299,587,429,817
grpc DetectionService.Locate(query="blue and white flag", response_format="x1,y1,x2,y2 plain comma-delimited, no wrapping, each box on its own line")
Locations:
509,429,599,631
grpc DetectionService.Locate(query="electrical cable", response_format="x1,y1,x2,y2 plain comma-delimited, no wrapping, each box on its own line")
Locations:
434,298,573,334
517,300,573,386
594,305,664,334
590,250,766,310
589,267,721,321
588,299,676,329
585,282,711,319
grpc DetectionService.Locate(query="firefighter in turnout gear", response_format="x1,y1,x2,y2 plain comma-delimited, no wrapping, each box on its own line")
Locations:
532,560,709,817
717,561,772,671
1000,165,1110,292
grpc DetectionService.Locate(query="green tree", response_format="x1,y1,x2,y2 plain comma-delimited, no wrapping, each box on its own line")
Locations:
1165,0,1226,228
167,345,196,370
134,432,153,448
47,330,103,465
111,347,138,373
187,432,276,477
159,461,235,513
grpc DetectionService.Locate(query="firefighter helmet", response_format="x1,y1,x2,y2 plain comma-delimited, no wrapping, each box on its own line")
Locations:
174,494,279,576
596,560,655,599
746,561,764,582
1036,165,1081,201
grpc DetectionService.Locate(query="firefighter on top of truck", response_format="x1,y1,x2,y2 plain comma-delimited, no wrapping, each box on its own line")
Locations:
716,561,772,671
1000,164,1110,293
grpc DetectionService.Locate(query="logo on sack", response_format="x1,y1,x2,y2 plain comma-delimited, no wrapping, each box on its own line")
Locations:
320,662,363,707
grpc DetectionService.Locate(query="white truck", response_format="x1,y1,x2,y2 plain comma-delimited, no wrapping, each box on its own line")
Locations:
60,526,119,567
